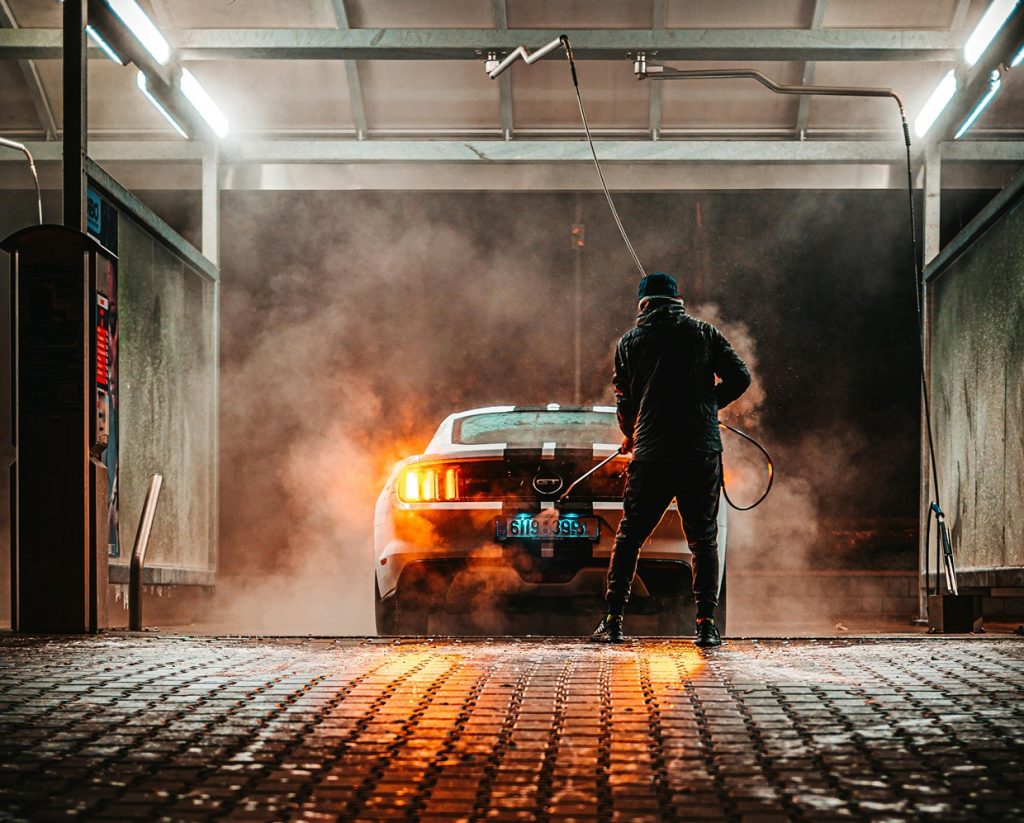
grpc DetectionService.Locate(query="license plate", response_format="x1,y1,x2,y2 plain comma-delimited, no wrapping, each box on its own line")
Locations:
496,515,599,541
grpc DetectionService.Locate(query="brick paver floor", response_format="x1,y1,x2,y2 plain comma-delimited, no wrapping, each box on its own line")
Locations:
0,635,1022,821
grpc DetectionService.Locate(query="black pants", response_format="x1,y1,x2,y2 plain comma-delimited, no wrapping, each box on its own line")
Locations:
606,454,722,619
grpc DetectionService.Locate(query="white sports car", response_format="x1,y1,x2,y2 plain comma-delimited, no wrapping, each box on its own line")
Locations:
373,405,728,635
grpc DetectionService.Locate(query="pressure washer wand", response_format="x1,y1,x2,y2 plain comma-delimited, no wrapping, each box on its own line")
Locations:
535,447,625,527
557,447,625,504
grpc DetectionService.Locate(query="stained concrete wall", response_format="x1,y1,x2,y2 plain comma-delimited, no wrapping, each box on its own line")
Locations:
113,212,217,583
930,189,1024,580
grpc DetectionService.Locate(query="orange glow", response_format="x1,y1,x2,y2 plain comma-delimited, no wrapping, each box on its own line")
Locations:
403,469,421,501
397,464,460,503
646,648,707,681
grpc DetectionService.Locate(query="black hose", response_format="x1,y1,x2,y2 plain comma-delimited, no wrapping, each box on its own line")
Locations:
720,423,775,511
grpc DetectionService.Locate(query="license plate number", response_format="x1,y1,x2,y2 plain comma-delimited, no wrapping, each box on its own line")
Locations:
497,515,599,541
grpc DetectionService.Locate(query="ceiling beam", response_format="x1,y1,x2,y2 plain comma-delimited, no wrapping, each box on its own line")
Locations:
0,0,57,140
0,27,964,62
950,0,971,32
0,139,916,163
941,141,1024,162
5,140,1018,165
329,0,368,140
795,0,828,140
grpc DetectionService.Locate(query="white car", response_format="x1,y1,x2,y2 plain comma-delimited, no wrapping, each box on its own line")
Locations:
373,405,728,635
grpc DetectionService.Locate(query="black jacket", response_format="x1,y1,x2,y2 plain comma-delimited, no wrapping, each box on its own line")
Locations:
614,297,751,460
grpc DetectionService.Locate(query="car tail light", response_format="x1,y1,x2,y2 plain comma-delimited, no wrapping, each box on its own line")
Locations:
397,465,461,503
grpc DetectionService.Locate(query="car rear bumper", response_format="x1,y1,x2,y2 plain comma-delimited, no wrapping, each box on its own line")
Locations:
375,501,693,596
380,556,693,615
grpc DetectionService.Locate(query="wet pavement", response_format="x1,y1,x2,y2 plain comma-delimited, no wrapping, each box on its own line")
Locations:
0,635,1022,821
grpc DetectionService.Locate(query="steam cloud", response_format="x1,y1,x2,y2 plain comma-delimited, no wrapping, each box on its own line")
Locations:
205,191,918,636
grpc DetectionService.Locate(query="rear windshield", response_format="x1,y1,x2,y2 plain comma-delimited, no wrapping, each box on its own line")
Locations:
453,410,619,446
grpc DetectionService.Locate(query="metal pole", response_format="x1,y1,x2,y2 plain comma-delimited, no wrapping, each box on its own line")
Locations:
129,473,163,631
202,142,220,264
572,196,583,404
0,137,42,224
62,0,87,230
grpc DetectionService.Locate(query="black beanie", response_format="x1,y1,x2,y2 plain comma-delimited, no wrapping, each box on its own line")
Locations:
637,271,678,300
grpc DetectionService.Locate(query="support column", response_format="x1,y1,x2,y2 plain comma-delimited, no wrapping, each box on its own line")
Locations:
62,0,86,230
202,142,220,265
923,144,941,265
918,143,941,619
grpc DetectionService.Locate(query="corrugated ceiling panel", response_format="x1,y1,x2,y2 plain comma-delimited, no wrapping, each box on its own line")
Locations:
360,61,499,129
509,0,653,28
0,61,45,132
179,61,354,133
513,60,648,129
156,0,336,29
666,0,814,29
5,0,60,27
824,0,962,30
659,61,804,129
810,61,953,130
347,0,496,28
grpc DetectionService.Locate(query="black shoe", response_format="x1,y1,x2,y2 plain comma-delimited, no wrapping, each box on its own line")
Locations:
694,617,721,648
591,614,625,644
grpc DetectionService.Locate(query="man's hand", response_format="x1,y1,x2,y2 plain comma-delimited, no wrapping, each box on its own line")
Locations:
621,435,634,455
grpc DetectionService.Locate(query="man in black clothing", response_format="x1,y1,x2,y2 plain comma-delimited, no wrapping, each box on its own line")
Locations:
592,272,751,647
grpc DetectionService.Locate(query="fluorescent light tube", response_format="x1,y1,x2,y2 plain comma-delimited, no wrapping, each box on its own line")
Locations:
954,71,1002,139
106,0,171,65
1011,43,1024,66
914,70,957,138
136,71,188,138
964,0,1019,66
86,25,124,64
180,68,229,139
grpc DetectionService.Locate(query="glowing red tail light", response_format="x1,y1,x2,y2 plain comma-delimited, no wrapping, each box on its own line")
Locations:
397,465,461,503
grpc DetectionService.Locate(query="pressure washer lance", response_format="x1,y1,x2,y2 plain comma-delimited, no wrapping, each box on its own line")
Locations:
535,423,775,529
533,447,625,530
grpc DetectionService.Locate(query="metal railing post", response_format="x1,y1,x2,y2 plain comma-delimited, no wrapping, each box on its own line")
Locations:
129,473,162,631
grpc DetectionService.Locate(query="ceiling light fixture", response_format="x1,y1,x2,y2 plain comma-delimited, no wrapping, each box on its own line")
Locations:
954,70,1003,138
964,0,1019,66
105,0,171,65
914,69,957,138
136,71,188,138
180,68,229,139
85,24,125,65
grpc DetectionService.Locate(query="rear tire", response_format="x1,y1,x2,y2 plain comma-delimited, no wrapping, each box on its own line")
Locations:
374,578,398,636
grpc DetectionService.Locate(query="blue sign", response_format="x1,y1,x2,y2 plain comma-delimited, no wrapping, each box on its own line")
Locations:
87,188,102,236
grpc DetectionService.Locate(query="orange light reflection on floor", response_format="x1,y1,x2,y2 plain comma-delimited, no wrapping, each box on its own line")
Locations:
647,646,707,681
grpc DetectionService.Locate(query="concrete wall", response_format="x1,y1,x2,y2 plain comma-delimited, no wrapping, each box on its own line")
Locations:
929,188,1024,580
113,211,217,583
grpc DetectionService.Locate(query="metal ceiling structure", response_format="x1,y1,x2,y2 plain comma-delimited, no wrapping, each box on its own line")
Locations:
1,0,1023,264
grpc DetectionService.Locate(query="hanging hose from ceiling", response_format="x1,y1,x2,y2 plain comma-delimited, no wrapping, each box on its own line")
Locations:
488,37,779,510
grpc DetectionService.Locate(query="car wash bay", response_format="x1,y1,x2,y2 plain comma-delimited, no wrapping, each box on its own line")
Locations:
1,0,1023,819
